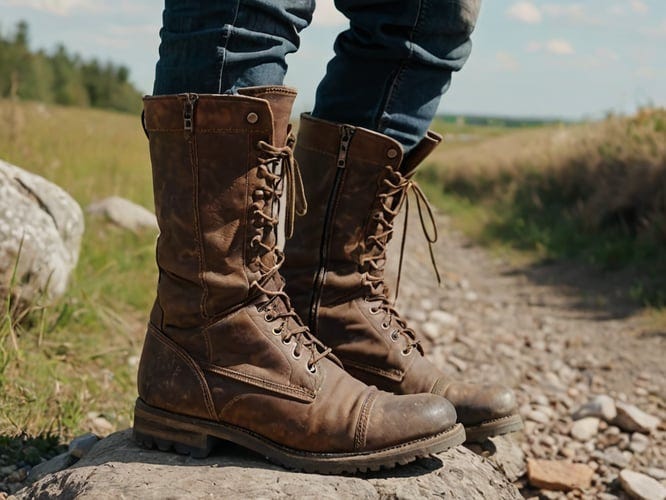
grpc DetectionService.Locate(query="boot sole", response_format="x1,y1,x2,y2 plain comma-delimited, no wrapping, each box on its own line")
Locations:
464,414,524,443
133,398,465,474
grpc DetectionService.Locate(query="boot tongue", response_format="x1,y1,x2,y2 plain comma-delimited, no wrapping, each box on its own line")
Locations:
237,86,297,146
400,130,443,178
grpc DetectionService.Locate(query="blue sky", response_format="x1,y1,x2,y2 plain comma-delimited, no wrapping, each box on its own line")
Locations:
1,0,664,119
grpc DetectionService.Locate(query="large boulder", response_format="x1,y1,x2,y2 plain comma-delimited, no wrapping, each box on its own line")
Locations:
0,159,83,307
15,429,522,499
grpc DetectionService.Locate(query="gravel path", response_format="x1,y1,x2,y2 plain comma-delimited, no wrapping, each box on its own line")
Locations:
2,208,664,499
391,209,665,498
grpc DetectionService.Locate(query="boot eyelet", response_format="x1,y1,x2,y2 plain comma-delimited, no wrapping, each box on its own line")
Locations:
282,337,291,345
381,321,390,330
390,331,400,342
272,326,282,336
264,313,275,322
369,307,380,315
291,347,301,360
401,348,413,356
307,363,317,374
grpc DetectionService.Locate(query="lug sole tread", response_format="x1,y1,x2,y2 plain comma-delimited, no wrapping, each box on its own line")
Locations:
133,398,465,474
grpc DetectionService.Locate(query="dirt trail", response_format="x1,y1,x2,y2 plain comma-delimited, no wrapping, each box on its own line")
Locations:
389,208,665,497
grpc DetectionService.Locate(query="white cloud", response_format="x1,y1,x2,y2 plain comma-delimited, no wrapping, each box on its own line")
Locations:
507,1,542,24
635,67,657,80
496,51,520,71
525,41,543,53
542,4,584,19
312,2,347,27
2,0,101,16
641,19,666,38
630,0,648,14
595,48,619,61
546,39,575,55
541,3,601,25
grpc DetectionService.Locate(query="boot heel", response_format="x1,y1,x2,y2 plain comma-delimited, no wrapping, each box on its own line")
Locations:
133,399,216,458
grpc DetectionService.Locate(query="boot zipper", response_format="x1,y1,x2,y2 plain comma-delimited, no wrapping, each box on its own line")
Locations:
182,93,199,135
309,125,355,331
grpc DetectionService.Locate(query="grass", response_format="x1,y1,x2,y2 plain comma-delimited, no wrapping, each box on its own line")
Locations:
0,98,155,441
421,108,666,308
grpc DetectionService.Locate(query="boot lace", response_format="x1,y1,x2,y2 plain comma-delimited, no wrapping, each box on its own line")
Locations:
248,133,332,372
360,166,441,356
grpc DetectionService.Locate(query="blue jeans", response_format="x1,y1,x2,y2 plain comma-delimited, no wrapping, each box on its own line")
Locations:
153,0,481,153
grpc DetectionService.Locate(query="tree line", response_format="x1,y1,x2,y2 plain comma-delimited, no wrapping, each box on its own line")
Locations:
0,21,143,114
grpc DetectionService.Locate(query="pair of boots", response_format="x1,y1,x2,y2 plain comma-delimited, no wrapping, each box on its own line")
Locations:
133,87,522,474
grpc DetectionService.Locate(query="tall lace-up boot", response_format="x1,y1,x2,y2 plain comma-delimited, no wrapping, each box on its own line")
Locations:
133,88,465,474
283,114,523,443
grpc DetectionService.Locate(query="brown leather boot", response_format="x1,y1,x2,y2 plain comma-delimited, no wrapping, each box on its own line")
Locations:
133,88,465,474
283,114,523,443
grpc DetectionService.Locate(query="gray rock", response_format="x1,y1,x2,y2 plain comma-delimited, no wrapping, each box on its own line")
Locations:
572,395,617,422
619,469,666,500
27,452,76,484
571,417,600,442
420,321,440,341
68,433,100,459
14,429,522,500
87,196,158,232
629,433,650,454
602,447,631,469
0,159,83,307
525,410,550,424
613,403,660,434
646,468,666,481
429,310,459,326
6,468,27,483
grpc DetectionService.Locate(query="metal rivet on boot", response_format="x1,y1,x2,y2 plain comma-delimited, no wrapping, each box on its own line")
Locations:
246,112,259,124
386,148,398,159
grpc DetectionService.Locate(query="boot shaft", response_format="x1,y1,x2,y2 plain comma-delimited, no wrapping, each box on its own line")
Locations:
144,88,297,331
283,114,441,331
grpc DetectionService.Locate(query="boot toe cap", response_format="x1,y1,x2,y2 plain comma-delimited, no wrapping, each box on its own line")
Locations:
437,381,517,426
363,391,458,450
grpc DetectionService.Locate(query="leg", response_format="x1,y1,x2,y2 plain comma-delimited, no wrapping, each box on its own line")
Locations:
153,0,314,95
135,0,466,473
284,1,524,441
312,0,481,152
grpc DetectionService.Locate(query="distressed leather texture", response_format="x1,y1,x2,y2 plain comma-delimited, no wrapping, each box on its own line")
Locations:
136,89,458,454
283,113,518,427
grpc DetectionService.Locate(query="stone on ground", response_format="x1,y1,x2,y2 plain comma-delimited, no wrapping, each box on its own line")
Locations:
619,469,666,500
68,433,99,459
526,458,594,492
572,395,617,422
87,196,157,232
613,402,660,433
570,417,600,441
14,429,522,500
0,159,83,307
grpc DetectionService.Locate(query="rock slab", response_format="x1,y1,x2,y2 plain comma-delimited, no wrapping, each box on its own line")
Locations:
0,159,83,306
526,459,594,492
14,429,522,499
